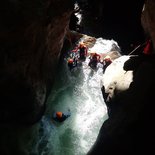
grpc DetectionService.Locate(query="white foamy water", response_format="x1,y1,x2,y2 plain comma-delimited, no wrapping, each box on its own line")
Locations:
29,38,120,155
88,37,120,54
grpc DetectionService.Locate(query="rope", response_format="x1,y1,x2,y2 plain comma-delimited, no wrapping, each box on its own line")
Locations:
128,41,147,55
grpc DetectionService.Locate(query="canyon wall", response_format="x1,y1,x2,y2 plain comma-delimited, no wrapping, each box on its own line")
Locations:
0,0,74,125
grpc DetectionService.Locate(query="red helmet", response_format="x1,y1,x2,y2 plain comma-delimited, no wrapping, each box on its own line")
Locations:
56,112,63,118
68,59,73,63
104,55,111,61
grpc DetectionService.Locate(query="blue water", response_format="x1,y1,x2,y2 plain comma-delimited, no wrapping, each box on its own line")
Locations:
28,38,121,155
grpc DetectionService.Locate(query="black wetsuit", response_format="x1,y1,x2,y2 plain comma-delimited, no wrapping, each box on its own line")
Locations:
68,59,77,70
79,47,86,60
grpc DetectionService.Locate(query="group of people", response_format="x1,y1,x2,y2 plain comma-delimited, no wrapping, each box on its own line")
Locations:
55,39,152,123
53,43,113,123
67,42,112,72
67,42,88,70
88,53,112,72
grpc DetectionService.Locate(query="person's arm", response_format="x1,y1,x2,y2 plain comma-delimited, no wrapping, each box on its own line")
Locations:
72,46,78,52
97,54,101,59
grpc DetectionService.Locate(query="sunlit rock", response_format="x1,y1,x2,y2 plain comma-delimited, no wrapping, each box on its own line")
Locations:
102,55,133,103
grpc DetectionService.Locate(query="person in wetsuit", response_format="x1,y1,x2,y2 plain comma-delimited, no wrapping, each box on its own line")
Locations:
88,52,101,69
73,42,88,60
52,111,71,122
67,57,78,71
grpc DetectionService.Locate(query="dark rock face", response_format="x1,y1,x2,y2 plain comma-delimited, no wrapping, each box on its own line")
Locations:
0,0,74,125
141,0,155,50
79,0,145,53
87,0,155,154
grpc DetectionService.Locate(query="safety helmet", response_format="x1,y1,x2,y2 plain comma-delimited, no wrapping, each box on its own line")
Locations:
68,58,73,63
104,55,111,62
56,112,63,118
79,42,85,47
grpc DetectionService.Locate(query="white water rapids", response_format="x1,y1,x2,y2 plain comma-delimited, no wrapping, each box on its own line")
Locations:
30,37,120,155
